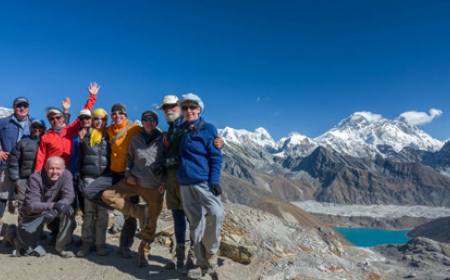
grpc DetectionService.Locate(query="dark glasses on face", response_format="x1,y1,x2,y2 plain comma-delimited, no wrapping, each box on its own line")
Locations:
181,105,199,111
142,118,156,123
79,116,91,121
49,115,63,122
15,103,29,109
162,104,178,110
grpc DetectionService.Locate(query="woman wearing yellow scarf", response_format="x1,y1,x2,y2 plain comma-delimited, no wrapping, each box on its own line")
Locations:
77,108,111,257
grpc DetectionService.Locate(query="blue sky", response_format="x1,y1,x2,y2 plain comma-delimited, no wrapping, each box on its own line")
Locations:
1,0,449,140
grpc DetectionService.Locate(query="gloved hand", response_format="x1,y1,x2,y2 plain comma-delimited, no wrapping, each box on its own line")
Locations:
43,209,58,223
210,184,222,196
53,202,71,216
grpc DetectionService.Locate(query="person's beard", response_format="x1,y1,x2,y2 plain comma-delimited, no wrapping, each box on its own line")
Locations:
164,111,180,123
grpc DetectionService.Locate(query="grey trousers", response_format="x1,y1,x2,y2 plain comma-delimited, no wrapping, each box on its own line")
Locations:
17,209,74,254
180,182,224,267
80,178,109,246
0,169,14,218
15,179,27,207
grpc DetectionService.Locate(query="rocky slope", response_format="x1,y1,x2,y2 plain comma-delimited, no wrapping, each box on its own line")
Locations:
376,237,450,280
408,217,450,243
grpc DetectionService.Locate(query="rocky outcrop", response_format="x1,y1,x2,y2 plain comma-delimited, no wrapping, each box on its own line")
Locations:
408,216,450,243
376,237,450,279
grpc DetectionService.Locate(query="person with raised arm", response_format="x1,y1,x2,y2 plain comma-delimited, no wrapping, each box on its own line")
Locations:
34,82,99,172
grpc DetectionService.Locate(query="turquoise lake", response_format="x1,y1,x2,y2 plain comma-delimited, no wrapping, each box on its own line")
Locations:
335,227,410,247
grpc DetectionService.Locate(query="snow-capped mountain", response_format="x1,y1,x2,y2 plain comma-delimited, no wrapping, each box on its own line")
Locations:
0,107,13,118
220,111,444,160
277,132,318,158
220,127,277,151
316,112,443,158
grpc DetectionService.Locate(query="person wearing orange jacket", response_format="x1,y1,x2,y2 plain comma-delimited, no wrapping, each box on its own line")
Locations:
83,103,141,258
34,83,100,172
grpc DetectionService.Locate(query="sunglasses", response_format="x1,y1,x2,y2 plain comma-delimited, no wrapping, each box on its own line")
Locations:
181,105,199,111
142,118,156,123
49,115,63,122
15,103,29,109
79,116,92,121
162,104,178,110
112,111,125,116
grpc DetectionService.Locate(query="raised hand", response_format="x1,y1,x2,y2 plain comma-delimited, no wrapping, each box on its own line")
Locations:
88,82,101,95
62,97,71,113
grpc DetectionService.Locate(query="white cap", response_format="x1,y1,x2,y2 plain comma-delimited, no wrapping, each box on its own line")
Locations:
180,93,204,113
159,95,179,109
46,107,63,116
78,109,92,117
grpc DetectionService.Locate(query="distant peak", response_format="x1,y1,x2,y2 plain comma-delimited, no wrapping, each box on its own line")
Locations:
254,127,270,136
337,111,384,128
350,111,383,122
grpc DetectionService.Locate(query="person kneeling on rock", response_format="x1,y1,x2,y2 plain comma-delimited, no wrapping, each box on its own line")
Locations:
15,156,75,258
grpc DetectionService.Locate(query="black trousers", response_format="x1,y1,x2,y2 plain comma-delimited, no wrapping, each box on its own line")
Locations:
17,209,74,254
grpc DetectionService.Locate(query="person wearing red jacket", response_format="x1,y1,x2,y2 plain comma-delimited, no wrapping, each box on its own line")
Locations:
34,83,100,172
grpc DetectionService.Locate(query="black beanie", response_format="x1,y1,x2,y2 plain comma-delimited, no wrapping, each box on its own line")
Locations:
111,103,127,115
141,110,158,124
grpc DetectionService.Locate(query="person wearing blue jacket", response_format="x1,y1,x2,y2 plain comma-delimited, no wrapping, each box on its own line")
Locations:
0,97,33,222
176,93,224,279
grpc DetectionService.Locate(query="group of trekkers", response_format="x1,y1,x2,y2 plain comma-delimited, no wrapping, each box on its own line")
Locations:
0,83,225,279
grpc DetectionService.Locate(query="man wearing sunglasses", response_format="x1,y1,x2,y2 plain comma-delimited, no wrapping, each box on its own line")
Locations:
0,97,34,226
159,95,224,272
69,109,93,214
101,110,166,267
176,93,224,279
34,82,100,172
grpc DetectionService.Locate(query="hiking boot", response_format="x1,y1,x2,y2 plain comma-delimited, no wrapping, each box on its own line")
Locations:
57,250,75,258
96,244,109,256
3,224,17,248
205,252,218,270
7,200,17,214
118,247,133,259
187,266,203,279
183,245,196,274
164,260,176,270
76,242,93,257
137,241,150,267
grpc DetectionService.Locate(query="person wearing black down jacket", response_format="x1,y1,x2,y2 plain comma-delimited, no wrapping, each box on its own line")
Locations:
76,108,111,257
8,119,46,211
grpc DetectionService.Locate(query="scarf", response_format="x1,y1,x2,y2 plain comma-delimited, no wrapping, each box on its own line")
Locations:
89,128,104,147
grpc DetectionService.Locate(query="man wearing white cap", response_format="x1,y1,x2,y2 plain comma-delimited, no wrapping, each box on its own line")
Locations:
34,82,100,172
175,93,224,279
69,108,93,213
159,94,224,275
160,95,223,278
